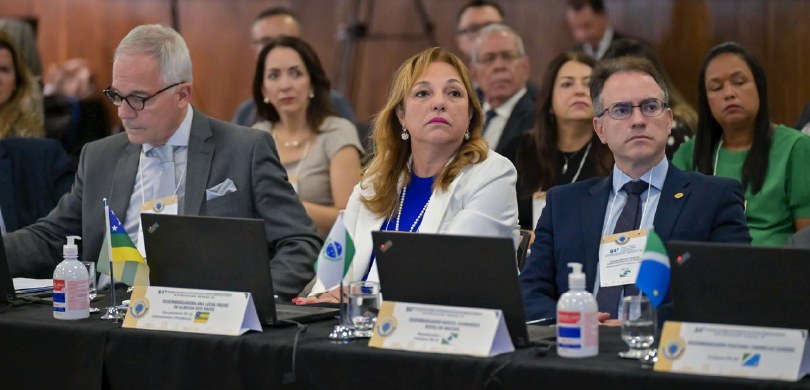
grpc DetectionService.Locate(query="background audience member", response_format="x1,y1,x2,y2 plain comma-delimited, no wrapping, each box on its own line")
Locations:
795,102,810,135
42,58,111,170
252,36,362,237
0,31,43,138
0,137,73,233
455,0,504,61
566,0,641,60
303,47,518,302
0,19,42,81
520,57,750,322
470,23,534,159
603,38,695,158
233,7,355,127
506,51,612,230
673,42,810,246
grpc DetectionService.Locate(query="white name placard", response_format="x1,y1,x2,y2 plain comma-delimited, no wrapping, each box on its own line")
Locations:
369,301,514,357
123,286,262,336
656,321,810,381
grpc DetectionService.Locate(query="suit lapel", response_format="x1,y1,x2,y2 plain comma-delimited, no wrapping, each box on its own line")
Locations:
495,94,531,152
653,165,690,241
110,143,140,222
582,175,612,279
0,143,18,231
183,112,214,215
349,199,385,281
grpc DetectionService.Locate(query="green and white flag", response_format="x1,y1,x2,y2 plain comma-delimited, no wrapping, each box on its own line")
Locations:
314,212,355,290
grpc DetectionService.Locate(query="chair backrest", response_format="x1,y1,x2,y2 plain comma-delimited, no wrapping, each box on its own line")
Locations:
516,229,532,272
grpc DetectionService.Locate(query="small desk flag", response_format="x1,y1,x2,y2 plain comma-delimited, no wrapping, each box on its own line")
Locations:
97,206,149,286
635,230,669,307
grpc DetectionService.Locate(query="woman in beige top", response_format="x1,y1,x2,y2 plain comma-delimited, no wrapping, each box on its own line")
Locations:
252,36,362,236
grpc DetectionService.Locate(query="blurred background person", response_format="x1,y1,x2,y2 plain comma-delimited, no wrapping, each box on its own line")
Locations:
0,137,74,233
470,23,534,160
234,7,355,127
252,36,363,237
673,42,810,246
0,31,43,138
602,38,695,158
303,47,518,302
455,0,504,61
566,0,646,60
507,51,612,230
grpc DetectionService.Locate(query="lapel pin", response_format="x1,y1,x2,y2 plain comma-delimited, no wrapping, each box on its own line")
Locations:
674,192,684,199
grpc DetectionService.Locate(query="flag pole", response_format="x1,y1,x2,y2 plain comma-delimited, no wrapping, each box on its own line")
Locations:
100,198,122,322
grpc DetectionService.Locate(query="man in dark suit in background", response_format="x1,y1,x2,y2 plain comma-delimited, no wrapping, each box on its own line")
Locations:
0,138,74,233
520,57,751,322
232,7,355,127
566,0,633,60
470,23,535,159
3,24,321,300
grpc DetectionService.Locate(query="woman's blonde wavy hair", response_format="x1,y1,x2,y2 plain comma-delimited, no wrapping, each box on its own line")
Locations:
361,47,488,217
0,31,43,138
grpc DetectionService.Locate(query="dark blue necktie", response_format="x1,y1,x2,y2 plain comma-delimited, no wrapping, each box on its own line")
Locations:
596,180,649,318
482,109,497,134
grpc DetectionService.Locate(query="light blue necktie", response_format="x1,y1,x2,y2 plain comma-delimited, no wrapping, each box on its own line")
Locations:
145,145,176,200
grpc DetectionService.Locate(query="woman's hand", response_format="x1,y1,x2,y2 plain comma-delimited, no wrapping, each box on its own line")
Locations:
292,287,343,305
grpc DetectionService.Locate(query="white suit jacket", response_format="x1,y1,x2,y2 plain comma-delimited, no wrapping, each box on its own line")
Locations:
311,151,519,294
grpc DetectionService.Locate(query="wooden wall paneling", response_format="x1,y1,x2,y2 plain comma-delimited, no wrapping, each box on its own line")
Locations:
765,0,810,124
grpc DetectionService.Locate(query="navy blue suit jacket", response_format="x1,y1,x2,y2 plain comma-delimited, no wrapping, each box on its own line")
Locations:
519,164,751,321
0,138,74,232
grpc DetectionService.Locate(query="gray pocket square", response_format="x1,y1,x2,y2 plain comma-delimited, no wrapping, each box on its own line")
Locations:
206,178,237,201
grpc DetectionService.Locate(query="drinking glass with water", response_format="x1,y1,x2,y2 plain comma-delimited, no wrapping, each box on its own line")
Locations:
619,294,656,359
348,281,380,338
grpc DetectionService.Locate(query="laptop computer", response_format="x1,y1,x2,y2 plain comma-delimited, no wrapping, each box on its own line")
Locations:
667,240,810,330
141,213,337,326
372,231,530,348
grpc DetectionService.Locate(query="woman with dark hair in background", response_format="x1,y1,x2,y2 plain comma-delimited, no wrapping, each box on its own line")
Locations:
0,31,43,138
602,38,696,158
673,42,810,246
507,51,612,230
252,36,363,237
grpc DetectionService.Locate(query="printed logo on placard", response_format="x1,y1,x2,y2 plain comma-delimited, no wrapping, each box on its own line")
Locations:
441,332,459,345
376,316,397,337
129,298,150,318
742,353,761,367
194,311,210,324
662,337,686,360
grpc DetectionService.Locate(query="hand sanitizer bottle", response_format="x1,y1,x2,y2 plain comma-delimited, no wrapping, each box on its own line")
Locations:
557,262,598,357
53,236,89,320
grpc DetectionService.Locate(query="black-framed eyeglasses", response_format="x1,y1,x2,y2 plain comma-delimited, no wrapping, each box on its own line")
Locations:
476,50,523,66
103,82,185,111
597,98,668,120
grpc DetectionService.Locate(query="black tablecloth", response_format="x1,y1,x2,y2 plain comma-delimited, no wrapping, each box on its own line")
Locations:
1,302,809,390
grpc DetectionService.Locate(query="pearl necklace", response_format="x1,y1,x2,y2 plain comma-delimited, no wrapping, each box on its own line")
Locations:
394,185,431,232
278,138,309,149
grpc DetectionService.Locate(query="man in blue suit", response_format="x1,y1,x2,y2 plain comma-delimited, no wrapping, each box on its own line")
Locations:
519,57,751,322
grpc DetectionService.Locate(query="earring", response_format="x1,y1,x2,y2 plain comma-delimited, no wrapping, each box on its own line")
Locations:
401,126,410,141
263,97,271,104
309,91,315,99
464,130,470,140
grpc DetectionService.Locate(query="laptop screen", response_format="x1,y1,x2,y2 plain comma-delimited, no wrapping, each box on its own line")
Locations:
667,240,810,330
372,231,529,348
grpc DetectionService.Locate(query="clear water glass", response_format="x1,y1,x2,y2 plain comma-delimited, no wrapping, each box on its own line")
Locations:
619,294,656,359
348,281,380,338
81,261,97,301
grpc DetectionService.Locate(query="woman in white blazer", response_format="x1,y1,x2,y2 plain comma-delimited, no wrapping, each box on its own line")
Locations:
300,47,518,303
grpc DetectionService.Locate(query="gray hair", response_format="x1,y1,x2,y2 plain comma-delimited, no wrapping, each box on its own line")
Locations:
589,57,669,114
114,24,193,84
471,23,525,64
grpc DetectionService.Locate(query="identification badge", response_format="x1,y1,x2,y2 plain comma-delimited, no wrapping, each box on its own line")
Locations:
531,191,547,230
598,229,647,287
137,195,179,257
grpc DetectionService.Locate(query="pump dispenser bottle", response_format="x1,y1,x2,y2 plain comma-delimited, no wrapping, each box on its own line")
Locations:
557,263,598,357
53,236,89,320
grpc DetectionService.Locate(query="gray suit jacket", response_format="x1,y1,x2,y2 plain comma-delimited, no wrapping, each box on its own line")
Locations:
4,111,321,298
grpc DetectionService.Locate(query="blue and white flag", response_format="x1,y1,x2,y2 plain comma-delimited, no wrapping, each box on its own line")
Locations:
635,230,669,307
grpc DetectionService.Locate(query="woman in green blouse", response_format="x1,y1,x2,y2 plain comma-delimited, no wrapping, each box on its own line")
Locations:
673,42,810,246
